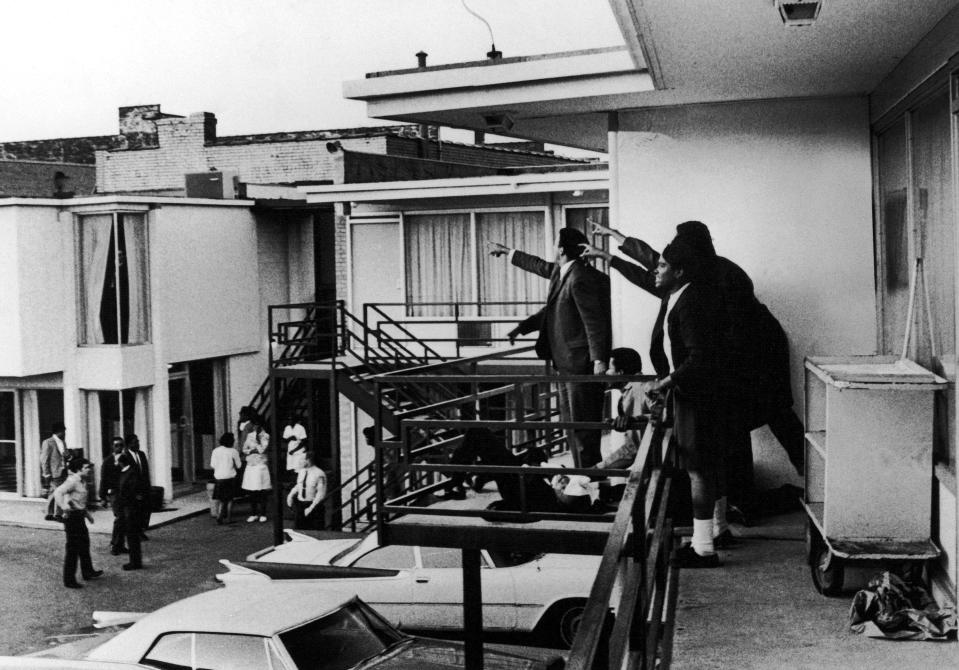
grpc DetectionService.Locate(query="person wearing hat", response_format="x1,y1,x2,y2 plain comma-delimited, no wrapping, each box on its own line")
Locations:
490,228,612,467
40,421,69,521
585,219,804,525
645,238,724,568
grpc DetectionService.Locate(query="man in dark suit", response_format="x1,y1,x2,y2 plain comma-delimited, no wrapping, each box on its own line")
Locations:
124,434,151,540
499,227,612,467
100,437,127,554
644,239,723,568
114,453,144,570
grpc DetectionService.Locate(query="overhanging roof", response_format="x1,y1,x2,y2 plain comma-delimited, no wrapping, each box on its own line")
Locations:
300,168,609,204
344,1,959,150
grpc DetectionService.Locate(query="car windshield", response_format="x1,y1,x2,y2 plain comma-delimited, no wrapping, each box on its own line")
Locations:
279,599,407,670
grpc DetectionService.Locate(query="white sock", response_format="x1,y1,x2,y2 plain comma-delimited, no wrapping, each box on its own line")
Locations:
691,518,716,556
713,497,729,538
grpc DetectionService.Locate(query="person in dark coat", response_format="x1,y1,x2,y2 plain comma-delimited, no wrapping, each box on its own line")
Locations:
114,452,143,570
101,437,128,555
124,434,151,540
494,228,612,467
586,220,804,523
645,240,723,568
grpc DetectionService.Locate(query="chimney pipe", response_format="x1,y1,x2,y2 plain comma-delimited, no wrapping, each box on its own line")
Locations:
416,51,428,68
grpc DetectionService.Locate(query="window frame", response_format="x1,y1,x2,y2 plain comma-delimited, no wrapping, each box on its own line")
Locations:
399,206,551,318
74,208,152,346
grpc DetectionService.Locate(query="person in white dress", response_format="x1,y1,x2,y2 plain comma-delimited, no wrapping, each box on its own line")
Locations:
240,415,271,523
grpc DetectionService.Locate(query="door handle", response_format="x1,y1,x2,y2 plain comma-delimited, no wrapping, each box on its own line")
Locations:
415,577,429,583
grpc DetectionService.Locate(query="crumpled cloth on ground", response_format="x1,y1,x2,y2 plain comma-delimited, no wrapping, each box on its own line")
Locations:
849,571,957,640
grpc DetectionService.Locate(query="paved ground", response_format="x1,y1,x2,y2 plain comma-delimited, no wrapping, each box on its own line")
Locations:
0,512,280,656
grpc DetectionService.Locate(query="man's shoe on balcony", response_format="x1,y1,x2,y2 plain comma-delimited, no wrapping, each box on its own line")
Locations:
712,530,741,549
670,545,720,569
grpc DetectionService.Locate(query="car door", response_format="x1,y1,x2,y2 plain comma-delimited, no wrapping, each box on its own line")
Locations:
408,546,517,631
343,544,416,628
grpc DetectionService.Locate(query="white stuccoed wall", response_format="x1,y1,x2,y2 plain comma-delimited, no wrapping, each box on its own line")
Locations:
610,96,878,484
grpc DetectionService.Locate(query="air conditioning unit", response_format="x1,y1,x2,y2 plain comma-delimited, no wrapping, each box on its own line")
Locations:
185,170,239,199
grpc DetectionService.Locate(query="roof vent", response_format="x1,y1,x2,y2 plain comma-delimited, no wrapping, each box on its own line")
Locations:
776,0,821,27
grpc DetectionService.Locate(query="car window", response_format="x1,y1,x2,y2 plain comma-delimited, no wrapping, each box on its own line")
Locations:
419,546,465,569
351,544,415,569
279,600,405,670
142,632,269,670
486,551,540,568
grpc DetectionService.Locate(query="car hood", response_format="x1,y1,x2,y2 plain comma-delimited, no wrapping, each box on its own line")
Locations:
361,639,564,670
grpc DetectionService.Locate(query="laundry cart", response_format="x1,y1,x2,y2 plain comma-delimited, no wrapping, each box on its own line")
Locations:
802,356,947,595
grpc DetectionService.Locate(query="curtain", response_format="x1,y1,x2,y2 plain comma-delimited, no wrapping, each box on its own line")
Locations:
404,213,471,316
123,214,149,343
80,214,114,344
476,211,547,316
134,387,151,455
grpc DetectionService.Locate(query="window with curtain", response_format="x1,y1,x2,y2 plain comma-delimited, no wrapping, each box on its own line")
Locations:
78,212,150,344
874,84,956,467
403,209,549,317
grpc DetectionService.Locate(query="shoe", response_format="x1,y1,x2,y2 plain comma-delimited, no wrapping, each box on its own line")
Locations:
446,489,467,500
111,547,129,555
54,515,64,523
670,544,721,569
247,516,257,523
258,516,267,523
64,582,83,589
216,517,223,525
712,530,741,549
122,563,143,571
45,514,56,521
140,533,149,541
83,570,103,580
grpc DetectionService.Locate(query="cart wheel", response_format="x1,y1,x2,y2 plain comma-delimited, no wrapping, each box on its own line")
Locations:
808,525,844,596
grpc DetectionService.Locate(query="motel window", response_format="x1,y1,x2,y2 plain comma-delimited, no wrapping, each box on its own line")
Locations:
77,212,150,345
404,210,548,317
874,84,955,468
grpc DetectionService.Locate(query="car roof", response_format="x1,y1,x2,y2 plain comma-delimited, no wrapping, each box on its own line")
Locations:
88,585,357,662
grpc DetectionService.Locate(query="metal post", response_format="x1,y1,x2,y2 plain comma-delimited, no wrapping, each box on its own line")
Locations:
270,374,284,547
462,548,484,670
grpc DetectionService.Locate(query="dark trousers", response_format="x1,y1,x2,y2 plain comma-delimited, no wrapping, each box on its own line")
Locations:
121,505,143,567
111,511,126,551
557,378,605,467
767,406,805,474
63,514,94,585
292,500,325,530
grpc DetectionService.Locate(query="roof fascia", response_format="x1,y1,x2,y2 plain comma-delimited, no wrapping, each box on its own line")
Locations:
300,170,610,204
606,0,664,88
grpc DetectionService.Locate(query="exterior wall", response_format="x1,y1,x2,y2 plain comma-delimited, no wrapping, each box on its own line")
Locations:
0,209,23,376
612,97,876,485
151,204,261,363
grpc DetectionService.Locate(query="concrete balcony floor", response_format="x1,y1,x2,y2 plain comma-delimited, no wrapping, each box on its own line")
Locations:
670,510,956,669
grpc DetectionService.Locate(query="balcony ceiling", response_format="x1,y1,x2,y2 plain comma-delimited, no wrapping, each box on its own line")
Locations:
614,0,957,100
347,0,958,150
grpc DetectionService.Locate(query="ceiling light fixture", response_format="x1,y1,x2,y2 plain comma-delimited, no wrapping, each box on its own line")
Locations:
776,0,822,27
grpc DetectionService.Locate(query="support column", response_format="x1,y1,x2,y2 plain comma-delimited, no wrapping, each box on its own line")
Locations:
463,548,483,670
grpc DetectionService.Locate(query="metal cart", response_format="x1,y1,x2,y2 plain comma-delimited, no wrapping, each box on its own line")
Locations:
802,356,947,595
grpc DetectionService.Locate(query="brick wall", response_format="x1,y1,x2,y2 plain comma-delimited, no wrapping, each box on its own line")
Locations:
384,135,584,168
0,161,96,197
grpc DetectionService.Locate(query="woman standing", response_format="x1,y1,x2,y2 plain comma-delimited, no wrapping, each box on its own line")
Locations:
240,415,271,523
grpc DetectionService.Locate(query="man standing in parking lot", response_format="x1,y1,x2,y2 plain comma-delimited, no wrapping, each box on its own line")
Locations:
54,458,103,588
125,434,151,540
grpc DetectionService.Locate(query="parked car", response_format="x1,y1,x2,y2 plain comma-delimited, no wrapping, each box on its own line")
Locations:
216,530,603,648
18,585,562,670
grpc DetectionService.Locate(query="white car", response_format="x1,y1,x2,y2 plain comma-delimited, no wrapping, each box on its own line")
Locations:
16,585,562,670
217,530,602,648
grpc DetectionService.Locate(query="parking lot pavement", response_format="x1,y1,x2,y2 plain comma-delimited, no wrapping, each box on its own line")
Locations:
0,513,283,656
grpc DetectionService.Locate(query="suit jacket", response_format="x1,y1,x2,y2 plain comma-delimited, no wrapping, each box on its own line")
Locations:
99,455,123,500
115,467,142,509
39,436,67,480
650,282,720,399
127,450,151,494
512,251,611,373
